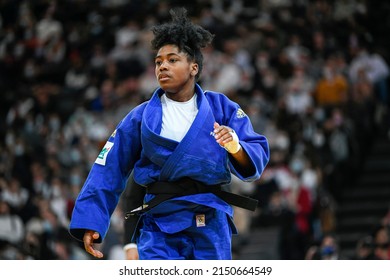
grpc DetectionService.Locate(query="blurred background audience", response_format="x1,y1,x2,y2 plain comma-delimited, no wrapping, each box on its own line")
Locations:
0,0,389,259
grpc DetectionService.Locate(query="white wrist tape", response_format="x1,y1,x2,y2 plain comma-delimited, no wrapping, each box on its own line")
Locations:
224,130,241,154
123,243,137,251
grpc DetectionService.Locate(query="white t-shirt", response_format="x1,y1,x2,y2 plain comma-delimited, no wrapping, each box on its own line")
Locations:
160,93,198,142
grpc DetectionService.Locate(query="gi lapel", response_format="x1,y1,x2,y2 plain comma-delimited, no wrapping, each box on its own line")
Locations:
159,84,214,181
141,88,178,168
141,84,216,180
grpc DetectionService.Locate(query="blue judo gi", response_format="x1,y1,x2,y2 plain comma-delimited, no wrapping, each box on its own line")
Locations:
69,84,270,259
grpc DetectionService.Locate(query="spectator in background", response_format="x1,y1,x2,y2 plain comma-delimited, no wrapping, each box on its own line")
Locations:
348,41,389,106
282,75,314,118
63,54,90,97
283,34,310,67
321,107,354,201
0,177,29,216
319,234,342,260
351,68,374,103
352,235,378,260
35,3,62,47
0,199,25,259
312,55,349,111
372,225,390,260
308,233,342,260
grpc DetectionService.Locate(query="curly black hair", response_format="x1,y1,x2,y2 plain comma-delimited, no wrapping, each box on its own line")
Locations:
151,7,214,81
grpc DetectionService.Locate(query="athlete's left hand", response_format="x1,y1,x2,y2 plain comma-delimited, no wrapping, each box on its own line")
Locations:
213,122,241,154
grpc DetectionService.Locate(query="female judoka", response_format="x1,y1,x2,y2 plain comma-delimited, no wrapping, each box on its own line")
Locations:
69,7,270,260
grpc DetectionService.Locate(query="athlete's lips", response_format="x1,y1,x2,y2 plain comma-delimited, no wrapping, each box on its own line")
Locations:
158,73,170,81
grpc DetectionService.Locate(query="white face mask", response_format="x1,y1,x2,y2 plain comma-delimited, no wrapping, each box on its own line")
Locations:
313,130,325,148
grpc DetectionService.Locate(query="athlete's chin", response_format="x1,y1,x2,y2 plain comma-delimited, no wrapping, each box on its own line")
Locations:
159,83,177,93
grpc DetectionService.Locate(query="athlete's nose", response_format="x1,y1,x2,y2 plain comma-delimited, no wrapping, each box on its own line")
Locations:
159,60,169,70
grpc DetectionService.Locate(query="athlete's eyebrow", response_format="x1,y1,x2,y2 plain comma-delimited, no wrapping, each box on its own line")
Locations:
155,52,181,59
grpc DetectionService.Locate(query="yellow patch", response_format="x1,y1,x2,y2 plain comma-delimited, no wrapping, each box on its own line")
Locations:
196,214,206,227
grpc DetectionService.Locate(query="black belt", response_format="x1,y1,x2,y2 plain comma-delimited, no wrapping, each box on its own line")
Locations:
125,178,258,218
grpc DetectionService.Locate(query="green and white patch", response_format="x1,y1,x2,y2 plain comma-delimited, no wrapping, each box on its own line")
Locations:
95,141,114,165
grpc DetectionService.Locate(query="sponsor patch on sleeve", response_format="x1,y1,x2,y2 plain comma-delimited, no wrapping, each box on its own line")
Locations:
95,141,114,166
236,108,247,118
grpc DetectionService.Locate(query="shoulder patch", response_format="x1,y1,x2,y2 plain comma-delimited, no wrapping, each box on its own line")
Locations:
236,108,247,119
95,141,114,166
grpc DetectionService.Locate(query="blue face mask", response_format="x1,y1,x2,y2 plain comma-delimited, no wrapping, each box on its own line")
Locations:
321,246,336,256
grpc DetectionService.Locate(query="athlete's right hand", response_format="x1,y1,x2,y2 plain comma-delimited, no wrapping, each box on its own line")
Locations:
83,230,104,258
125,247,139,260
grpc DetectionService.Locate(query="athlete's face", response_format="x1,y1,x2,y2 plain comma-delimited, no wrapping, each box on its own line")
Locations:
155,44,198,101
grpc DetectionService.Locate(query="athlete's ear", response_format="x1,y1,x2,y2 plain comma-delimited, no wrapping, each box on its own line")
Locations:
191,63,199,77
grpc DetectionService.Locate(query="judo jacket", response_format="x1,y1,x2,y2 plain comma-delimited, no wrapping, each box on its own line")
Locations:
69,84,270,243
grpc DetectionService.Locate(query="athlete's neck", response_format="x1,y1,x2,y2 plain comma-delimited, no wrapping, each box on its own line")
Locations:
164,83,196,102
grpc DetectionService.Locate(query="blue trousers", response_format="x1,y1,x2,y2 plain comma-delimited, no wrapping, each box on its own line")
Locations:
137,206,233,260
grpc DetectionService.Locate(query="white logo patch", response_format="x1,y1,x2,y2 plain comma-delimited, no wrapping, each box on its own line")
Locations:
95,141,114,165
236,108,247,118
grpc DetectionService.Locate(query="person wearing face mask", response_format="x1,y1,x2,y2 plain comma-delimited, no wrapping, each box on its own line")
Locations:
319,234,341,260
68,8,270,260
312,55,349,112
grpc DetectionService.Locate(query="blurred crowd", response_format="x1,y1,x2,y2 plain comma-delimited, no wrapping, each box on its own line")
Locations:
0,0,389,260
